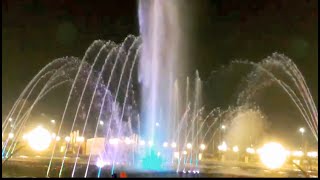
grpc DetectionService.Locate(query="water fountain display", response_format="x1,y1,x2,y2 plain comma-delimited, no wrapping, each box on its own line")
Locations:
2,0,317,178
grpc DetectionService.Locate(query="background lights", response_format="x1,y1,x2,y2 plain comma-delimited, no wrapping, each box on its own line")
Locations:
246,147,255,154
56,136,61,141
258,142,287,169
163,142,168,147
187,143,192,149
27,126,52,151
218,141,227,151
124,137,132,145
232,146,239,153
171,142,177,148
200,144,206,150
65,136,71,142
292,150,304,157
307,151,318,158
109,138,119,145
139,140,145,146
76,136,85,143
8,133,14,139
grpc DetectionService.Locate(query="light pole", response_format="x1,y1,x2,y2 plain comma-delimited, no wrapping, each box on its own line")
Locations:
50,120,56,131
221,125,226,144
299,127,305,151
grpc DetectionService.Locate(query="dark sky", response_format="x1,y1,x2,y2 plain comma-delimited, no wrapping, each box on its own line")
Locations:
2,0,318,146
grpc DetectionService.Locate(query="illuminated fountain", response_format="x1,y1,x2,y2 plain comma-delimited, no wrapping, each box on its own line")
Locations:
2,0,317,178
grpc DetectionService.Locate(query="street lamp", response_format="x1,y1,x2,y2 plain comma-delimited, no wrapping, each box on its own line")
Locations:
299,127,305,134
124,137,132,145
183,150,187,155
50,120,56,124
56,136,61,141
246,147,255,154
218,141,227,152
163,142,168,148
220,125,226,144
99,120,104,126
8,133,14,139
76,136,85,143
139,140,145,146
200,144,206,151
298,127,305,150
9,118,13,122
171,142,177,148
65,136,71,142
51,133,56,139
187,143,192,149
232,146,239,153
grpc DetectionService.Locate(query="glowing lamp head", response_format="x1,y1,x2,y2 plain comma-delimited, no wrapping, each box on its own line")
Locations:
51,133,56,139
292,150,304,157
96,158,107,168
22,134,28,140
232,146,239,153
200,144,206,151
109,138,119,145
307,151,318,158
183,150,187,155
163,142,168,147
56,136,61,141
258,142,287,169
76,136,85,143
8,133,14,139
171,142,177,148
246,147,255,154
27,126,52,151
65,136,71,142
218,141,227,151
187,143,192,149
124,137,132,145
139,140,145,146
174,152,179,159
299,128,305,134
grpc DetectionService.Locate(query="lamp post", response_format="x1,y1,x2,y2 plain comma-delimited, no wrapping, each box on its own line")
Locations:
221,125,226,145
299,127,305,151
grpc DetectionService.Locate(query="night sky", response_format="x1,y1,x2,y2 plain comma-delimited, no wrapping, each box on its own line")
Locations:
2,0,318,146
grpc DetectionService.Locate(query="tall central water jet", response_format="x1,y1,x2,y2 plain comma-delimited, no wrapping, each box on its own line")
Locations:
138,0,182,147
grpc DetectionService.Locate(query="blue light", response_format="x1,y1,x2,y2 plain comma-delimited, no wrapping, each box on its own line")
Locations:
141,148,164,171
